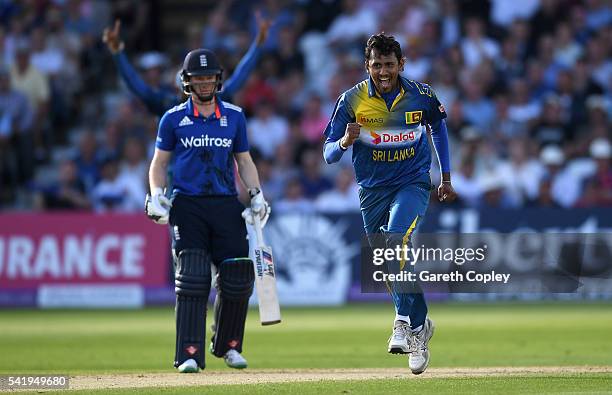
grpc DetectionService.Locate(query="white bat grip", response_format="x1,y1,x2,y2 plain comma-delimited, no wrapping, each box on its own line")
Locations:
253,213,265,247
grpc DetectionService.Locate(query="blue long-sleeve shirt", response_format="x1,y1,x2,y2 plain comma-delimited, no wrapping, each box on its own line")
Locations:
113,41,261,116
323,76,451,188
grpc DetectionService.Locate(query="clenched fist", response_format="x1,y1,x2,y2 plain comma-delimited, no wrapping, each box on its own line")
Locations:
340,122,361,149
438,182,457,203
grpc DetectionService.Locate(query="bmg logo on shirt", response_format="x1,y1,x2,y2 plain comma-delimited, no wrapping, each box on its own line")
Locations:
180,134,233,148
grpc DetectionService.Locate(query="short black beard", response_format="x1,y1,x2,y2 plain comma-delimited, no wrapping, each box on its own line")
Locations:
193,91,215,104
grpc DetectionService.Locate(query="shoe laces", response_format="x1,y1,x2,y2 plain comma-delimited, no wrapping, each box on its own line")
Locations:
412,327,427,353
390,321,411,342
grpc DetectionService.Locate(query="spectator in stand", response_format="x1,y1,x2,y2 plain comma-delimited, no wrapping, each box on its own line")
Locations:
493,93,524,142
272,25,304,77
461,77,496,132
30,25,66,77
460,17,500,69
452,156,481,208
326,0,378,50
33,159,90,210
73,130,101,195
117,135,148,212
553,22,583,68
530,0,565,45
271,142,299,190
585,0,612,33
537,34,568,92
530,94,572,148
102,15,270,116
530,178,561,208
585,33,612,91
248,0,295,52
440,0,461,48
9,38,49,162
201,3,237,53
98,119,123,159
478,173,513,208
431,61,459,117
578,95,611,145
525,59,549,100
299,148,332,199
508,18,531,60
537,145,584,208
496,37,525,84
315,166,360,213
568,58,605,125
576,138,612,207
300,94,328,144
0,65,32,190
247,99,289,158
490,0,539,29
398,0,429,42
237,69,276,114
91,155,134,212
496,138,545,205
274,176,315,214
253,154,285,203
507,78,541,132
31,22,79,132
402,38,430,81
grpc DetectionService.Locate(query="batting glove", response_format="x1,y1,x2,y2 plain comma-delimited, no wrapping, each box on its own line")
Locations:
243,188,271,228
145,187,172,225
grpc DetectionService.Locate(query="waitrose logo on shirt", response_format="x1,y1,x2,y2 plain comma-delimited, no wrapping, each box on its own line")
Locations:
180,135,232,148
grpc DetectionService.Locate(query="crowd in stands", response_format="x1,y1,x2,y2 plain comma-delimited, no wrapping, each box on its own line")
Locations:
0,0,610,213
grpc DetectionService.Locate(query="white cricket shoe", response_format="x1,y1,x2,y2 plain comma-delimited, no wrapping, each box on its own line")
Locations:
388,320,411,354
177,358,199,373
409,317,435,375
224,349,248,369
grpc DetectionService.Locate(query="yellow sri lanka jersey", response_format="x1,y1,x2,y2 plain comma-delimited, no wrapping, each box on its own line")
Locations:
324,76,447,188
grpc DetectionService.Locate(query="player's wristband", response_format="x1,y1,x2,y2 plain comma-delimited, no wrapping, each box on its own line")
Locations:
339,140,348,151
248,188,261,198
442,180,452,184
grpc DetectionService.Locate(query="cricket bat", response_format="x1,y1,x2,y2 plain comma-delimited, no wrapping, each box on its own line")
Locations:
252,214,281,325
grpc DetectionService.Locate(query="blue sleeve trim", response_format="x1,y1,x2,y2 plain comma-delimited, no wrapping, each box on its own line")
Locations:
322,93,354,164
323,140,346,164
430,119,451,173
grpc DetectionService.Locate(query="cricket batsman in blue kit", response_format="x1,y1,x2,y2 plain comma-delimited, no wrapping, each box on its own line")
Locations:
145,48,270,373
323,33,457,375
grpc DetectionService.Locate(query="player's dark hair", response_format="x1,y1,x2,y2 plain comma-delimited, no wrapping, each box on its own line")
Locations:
365,33,402,62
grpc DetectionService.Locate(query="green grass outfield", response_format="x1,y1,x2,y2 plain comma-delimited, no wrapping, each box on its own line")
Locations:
41,375,612,395
0,302,611,393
